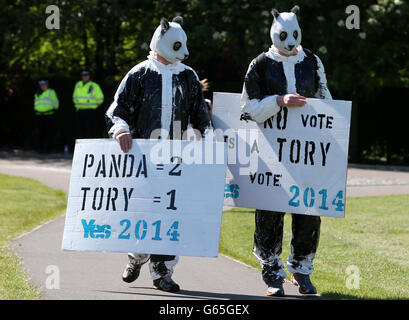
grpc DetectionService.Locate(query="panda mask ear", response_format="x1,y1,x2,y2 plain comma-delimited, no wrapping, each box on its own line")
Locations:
160,17,170,35
271,8,280,20
172,16,183,26
291,5,300,15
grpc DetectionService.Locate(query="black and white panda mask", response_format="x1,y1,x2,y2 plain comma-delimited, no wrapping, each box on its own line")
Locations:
149,16,189,64
270,6,301,55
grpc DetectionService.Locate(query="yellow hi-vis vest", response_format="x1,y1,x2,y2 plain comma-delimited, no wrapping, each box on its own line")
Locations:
34,88,59,114
73,80,104,110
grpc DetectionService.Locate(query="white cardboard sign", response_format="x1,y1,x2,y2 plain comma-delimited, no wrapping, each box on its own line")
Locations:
212,92,351,218
62,139,227,257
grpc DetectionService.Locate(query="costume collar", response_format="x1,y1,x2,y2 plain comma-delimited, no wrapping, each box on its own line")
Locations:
148,51,182,71
266,45,306,64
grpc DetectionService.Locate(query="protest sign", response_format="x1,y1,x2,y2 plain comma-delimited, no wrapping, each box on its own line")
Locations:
62,139,227,257
212,92,351,218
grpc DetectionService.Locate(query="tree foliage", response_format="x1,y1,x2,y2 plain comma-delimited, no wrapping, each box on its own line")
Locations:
2,0,408,92
1,0,409,162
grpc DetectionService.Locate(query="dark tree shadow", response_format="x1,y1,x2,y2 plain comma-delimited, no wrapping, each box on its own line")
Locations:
321,291,408,300
96,286,322,300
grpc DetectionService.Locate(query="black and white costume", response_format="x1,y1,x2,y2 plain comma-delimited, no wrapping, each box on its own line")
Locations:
241,8,331,286
241,45,331,123
106,17,211,282
106,53,210,141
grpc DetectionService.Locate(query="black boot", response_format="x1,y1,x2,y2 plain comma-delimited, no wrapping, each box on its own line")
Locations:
122,263,142,283
153,276,180,293
291,273,317,294
265,276,285,297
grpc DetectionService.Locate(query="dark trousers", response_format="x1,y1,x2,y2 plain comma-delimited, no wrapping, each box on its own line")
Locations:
128,253,177,280
150,254,177,279
150,255,176,262
36,114,55,153
76,109,98,139
254,210,321,284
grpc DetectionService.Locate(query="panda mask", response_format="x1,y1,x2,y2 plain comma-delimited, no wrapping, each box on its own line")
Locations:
150,16,189,64
270,6,302,55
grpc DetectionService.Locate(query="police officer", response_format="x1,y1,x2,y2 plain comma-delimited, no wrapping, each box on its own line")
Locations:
34,80,59,153
73,71,104,138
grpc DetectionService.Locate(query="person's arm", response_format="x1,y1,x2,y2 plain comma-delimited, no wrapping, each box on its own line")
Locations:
93,83,104,106
314,55,332,100
241,58,306,123
106,68,142,152
241,58,281,123
51,89,59,110
188,70,212,136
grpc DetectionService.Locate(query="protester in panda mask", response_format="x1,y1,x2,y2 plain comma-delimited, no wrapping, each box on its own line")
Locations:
106,16,211,293
241,5,332,297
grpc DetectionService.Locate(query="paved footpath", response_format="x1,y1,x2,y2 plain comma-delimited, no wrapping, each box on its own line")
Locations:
1,152,409,300
346,164,409,197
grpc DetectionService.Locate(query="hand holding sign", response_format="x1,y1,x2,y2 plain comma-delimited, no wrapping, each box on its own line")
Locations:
277,93,307,107
116,131,132,153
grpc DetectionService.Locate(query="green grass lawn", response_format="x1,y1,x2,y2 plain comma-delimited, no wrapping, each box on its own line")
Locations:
1,171,408,300
0,174,66,300
220,195,409,299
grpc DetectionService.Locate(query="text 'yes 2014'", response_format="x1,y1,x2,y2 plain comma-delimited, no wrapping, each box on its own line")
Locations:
288,185,344,212
81,219,180,242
